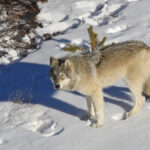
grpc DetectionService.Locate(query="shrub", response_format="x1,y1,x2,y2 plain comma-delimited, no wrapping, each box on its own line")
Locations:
64,25,108,52
8,89,33,104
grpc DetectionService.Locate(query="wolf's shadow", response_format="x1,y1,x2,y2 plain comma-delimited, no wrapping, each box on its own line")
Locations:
0,62,132,117
104,86,133,111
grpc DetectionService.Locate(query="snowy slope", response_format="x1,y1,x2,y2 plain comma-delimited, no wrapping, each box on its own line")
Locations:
1,0,150,150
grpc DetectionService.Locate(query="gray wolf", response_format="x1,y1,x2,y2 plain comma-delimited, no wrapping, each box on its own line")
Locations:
49,41,150,128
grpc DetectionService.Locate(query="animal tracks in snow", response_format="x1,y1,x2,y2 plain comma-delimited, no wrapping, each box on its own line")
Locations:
36,0,140,36
23,118,64,137
107,25,128,34
0,103,64,137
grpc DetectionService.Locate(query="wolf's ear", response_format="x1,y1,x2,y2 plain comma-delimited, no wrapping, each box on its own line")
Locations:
64,59,73,71
50,57,58,67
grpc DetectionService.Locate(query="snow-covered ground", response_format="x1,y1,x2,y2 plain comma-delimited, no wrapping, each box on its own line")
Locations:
1,0,150,149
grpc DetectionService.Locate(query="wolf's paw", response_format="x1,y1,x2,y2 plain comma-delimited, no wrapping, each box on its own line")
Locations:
91,121,103,128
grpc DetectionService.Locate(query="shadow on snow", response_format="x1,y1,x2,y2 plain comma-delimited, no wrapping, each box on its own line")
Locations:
0,62,132,117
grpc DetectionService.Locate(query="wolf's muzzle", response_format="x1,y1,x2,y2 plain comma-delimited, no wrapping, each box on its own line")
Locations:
55,84,60,89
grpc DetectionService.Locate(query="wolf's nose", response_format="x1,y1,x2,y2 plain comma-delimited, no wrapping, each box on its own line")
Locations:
55,84,60,89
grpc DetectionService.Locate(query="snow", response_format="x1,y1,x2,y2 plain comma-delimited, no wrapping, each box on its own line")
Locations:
1,0,150,149
107,24,127,33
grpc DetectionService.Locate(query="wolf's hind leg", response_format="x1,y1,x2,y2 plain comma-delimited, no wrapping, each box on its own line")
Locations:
86,96,95,118
143,76,150,101
91,88,104,128
124,79,144,119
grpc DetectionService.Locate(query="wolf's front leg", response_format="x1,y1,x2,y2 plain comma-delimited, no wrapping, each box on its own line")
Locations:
91,88,104,128
86,96,95,119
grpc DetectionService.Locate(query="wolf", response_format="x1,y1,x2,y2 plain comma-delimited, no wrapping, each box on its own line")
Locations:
49,41,150,128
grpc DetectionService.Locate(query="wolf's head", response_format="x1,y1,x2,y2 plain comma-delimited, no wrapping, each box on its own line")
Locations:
49,56,75,91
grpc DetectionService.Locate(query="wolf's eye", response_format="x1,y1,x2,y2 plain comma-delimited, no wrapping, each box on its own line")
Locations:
60,73,66,80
